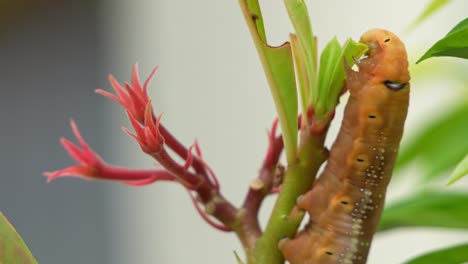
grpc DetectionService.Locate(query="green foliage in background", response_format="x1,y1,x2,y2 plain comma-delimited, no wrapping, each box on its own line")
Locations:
403,243,468,264
380,192,468,231
0,212,37,264
418,17,468,63
379,0,468,260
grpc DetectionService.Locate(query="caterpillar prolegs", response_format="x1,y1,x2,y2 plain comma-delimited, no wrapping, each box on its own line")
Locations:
278,29,410,264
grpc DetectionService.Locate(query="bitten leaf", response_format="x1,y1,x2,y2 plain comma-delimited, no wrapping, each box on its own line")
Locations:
240,0,298,163
315,38,367,118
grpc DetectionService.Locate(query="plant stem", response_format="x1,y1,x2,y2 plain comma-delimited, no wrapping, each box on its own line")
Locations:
252,130,327,263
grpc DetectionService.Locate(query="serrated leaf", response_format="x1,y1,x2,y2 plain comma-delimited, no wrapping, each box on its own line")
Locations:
0,212,38,264
379,191,468,231
240,0,298,163
315,38,367,118
417,17,468,63
448,153,468,185
396,102,468,180
407,0,453,33
284,0,317,113
403,243,468,264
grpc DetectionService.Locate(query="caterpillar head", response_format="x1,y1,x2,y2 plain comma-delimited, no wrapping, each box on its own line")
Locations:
358,28,410,87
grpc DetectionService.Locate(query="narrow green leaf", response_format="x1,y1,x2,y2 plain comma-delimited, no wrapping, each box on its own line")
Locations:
290,34,309,125
396,102,468,180
407,0,452,33
417,17,468,63
316,38,342,116
240,0,298,163
0,212,38,264
403,243,468,264
283,0,317,111
448,153,468,185
315,38,367,118
379,191,468,231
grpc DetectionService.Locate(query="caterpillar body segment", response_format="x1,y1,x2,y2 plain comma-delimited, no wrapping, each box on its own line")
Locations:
279,29,410,264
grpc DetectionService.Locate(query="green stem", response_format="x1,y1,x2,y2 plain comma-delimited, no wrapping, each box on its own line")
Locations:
252,130,327,263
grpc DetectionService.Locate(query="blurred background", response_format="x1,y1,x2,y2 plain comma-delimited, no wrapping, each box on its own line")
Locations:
0,0,467,263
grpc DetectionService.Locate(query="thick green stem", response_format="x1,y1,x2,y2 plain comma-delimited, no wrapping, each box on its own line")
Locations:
252,130,327,263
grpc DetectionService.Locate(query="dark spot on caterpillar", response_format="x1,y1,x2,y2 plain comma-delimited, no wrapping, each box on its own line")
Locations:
384,38,391,42
384,80,405,91
368,115,376,119
341,201,349,205
251,13,259,20
325,251,334,256
356,158,365,162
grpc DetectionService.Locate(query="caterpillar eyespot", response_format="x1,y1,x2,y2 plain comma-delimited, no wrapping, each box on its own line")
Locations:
384,80,405,91
279,29,410,264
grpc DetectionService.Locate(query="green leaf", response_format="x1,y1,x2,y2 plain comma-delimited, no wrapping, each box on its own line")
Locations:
417,17,468,63
290,34,309,124
448,153,468,185
403,243,468,264
0,211,38,264
283,0,317,113
379,191,468,231
239,0,298,164
316,38,367,117
396,102,468,180
407,0,452,33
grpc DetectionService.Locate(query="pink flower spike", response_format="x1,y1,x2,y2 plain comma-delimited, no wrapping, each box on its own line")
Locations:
143,66,158,95
123,103,164,154
45,120,167,186
96,64,158,123
44,120,103,182
184,144,195,172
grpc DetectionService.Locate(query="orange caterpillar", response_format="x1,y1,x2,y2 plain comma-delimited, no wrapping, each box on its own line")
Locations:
279,29,410,264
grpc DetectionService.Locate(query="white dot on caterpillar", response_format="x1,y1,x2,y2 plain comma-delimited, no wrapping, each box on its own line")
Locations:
380,156,385,160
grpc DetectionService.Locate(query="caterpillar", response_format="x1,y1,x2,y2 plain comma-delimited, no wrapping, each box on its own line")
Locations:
278,29,410,264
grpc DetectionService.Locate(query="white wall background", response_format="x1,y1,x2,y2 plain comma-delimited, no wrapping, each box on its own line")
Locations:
98,1,468,263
